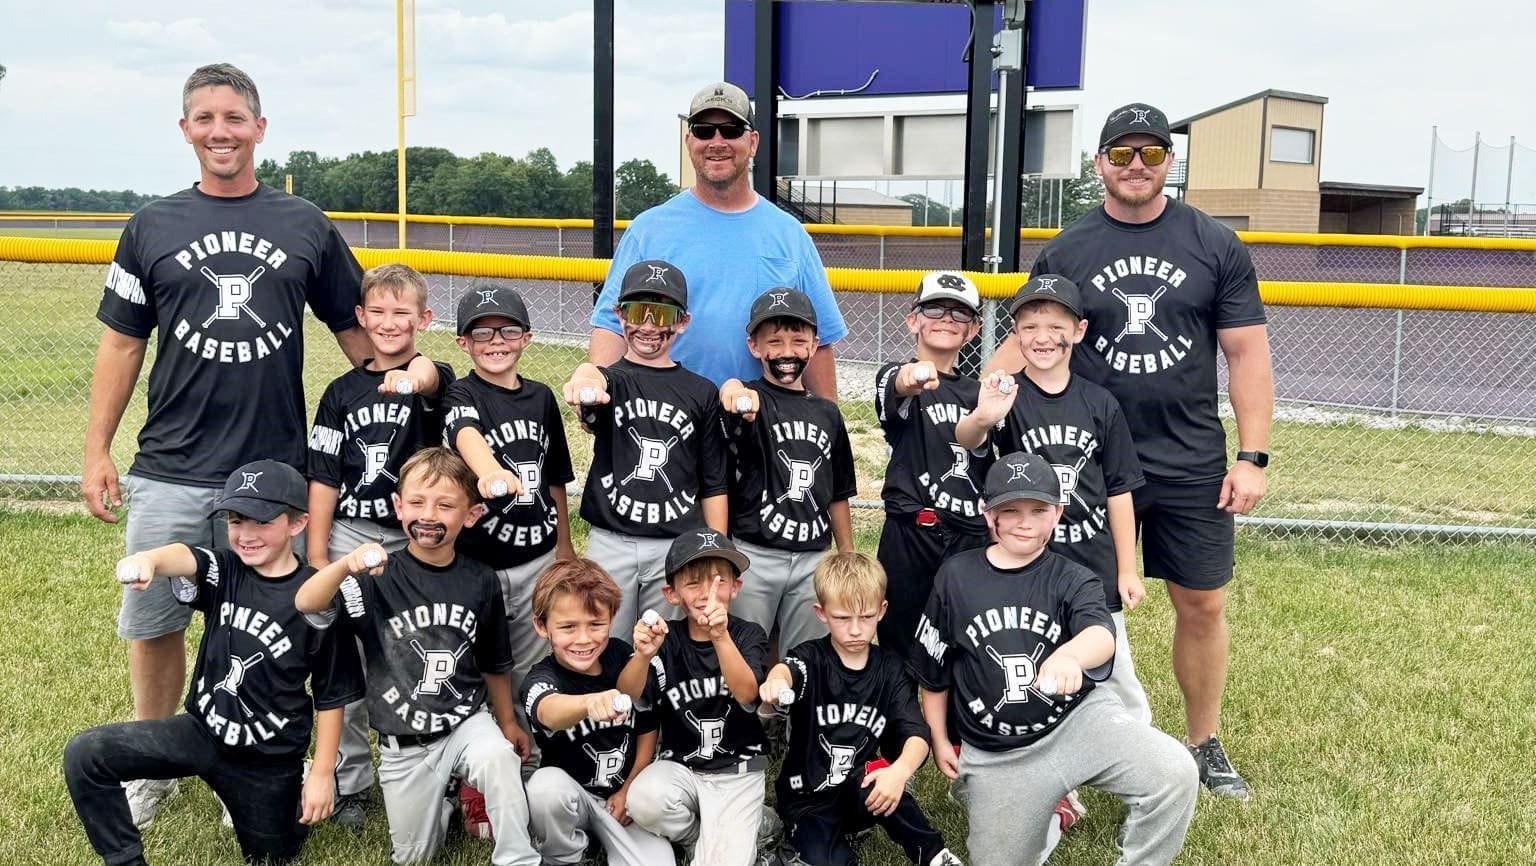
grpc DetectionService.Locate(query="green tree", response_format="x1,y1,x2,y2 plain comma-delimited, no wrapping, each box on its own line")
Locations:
902,193,957,227
614,159,677,219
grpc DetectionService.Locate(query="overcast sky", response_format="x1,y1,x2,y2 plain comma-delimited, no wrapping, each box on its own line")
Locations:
3,0,1534,205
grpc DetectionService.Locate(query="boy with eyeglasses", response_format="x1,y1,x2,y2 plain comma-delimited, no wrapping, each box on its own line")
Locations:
305,262,455,828
872,272,995,664
564,259,730,635
443,283,577,783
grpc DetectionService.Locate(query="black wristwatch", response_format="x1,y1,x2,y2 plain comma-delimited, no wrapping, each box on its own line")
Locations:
1236,450,1270,469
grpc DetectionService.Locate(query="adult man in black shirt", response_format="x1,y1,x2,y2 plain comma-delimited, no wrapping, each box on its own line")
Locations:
988,103,1273,799
81,62,369,826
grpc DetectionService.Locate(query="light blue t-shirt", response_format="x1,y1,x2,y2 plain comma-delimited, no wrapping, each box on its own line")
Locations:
592,190,848,386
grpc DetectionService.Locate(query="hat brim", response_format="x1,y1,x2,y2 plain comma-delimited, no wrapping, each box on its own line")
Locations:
206,496,290,522
911,297,981,314
984,490,1061,511
688,107,751,125
1100,131,1174,148
670,548,751,577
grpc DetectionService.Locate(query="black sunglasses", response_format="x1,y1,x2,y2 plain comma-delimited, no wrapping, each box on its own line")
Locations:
689,121,750,141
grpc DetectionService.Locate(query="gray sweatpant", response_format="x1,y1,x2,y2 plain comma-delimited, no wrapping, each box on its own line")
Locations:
525,766,675,866
951,688,1197,866
377,711,538,865
328,518,410,798
626,760,766,866
494,551,555,766
585,527,675,636
1099,610,1153,726
730,538,830,654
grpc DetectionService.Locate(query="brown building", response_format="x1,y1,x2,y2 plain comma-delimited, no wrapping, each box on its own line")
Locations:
1171,89,1421,235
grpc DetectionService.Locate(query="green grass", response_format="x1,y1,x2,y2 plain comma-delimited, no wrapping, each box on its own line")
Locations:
4,506,1534,865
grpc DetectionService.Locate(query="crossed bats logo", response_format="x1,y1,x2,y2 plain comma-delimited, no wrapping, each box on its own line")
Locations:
1035,277,1058,294
696,532,721,549
766,291,791,309
645,264,669,283
476,289,499,307
1007,462,1032,483
1128,108,1151,125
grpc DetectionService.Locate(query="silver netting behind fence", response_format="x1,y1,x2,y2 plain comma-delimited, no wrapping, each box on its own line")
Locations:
3,228,1533,542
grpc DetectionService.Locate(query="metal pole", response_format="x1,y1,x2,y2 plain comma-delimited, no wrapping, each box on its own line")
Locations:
1468,131,1480,233
1423,125,1437,235
1504,135,1515,238
395,0,413,249
752,0,779,203
960,0,995,271
593,0,615,266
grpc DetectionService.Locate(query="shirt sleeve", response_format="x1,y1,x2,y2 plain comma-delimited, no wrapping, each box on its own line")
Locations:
309,619,366,709
880,657,932,756
307,221,363,333
1100,397,1145,497
442,380,485,446
697,398,730,498
474,570,515,674
1062,567,1116,682
829,414,859,502
783,643,813,704
591,224,646,334
172,546,226,614
1213,229,1266,329
519,664,563,735
908,570,953,691
96,219,157,338
307,378,346,487
874,362,907,435
542,389,577,485
796,232,848,346
733,618,771,681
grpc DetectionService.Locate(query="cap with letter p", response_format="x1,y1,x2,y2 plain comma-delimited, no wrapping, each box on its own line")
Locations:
665,527,750,577
207,459,308,521
1007,273,1083,320
747,287,818,334
688,81,753,125
1099,102,1173,148
983,451,1062,510
618,259,689,310
456,283,530,334
912,271,981,314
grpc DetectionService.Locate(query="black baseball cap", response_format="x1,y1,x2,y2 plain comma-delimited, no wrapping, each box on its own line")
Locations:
746,287,818,334
1007,274,1083,319
983,452,1062,510
618,259,689,310
207,460,308,521
665,528,750,578
1099,102,1173,149
456,283,530,334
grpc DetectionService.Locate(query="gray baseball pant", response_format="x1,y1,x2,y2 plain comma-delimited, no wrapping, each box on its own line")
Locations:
626,759,766,866
729,538,830,654
376,710,538,865
1100,610,1153,726
951,688,1197,866
525,766,675,866
328,518,409,798
494,550,556,767
585,527,675,636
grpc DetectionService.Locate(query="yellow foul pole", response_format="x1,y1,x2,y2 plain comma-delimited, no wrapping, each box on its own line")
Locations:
396,0,416,248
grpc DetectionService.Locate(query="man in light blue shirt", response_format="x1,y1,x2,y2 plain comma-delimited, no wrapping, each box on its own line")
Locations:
589,82,847,396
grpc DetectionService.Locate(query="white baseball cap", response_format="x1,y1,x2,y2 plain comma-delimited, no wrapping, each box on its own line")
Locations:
912,271,981,313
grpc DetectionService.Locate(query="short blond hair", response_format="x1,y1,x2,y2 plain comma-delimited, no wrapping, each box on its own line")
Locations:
813,551,886,612
362,262,430,310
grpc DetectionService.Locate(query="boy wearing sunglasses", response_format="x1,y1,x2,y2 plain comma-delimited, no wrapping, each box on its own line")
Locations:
984,102,1271,800
564,259,730,636
442,284,577,782
872,272,994,665
305,262,456,828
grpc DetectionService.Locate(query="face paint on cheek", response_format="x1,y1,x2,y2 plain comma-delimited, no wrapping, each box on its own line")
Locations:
407,521,447,545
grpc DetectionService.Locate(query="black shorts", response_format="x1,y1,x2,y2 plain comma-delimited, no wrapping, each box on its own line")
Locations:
1134,478,1234,590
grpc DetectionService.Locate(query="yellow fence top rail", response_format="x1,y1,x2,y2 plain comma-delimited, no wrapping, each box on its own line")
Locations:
6,236,1531,315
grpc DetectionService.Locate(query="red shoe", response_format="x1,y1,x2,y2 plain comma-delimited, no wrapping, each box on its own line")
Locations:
1054,791,1087,833
460,784,493,840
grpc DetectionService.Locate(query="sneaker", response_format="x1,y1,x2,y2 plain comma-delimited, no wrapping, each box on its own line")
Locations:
1189,735,1250,801
1056,789,1088,831
216,792,233,829
755,808,784,866
331,791,368,832
461,784,493,840
126,778,179,830
928,849,965,866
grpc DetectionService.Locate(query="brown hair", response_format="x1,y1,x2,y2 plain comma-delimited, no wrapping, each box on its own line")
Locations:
183,63,260,118
531,558,623,623
1012,297,1081,322
398,447,480,504
813,551,886,612
361,262,430,309
666,557,740,587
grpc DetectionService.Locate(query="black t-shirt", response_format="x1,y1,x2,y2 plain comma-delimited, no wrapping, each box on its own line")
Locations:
726,379,858,551
775,638,929,806
97,184,363,486
908,547,1114,752
874,361,992,532
579,359,729,538
443,372,576,568
1033,199,1266,482
307,357,456,527
992,375,1144,611
317,551,513,737
519,639,659,798
175,548,364,758
641,615,770,773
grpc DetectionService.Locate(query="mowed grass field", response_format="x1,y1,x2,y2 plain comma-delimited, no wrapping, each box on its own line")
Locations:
3,508,1534,865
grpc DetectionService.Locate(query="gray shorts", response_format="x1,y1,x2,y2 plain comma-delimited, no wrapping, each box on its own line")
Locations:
117,474,226,640
585,528,675,637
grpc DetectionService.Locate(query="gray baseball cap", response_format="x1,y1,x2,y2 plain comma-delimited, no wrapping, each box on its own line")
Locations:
688,81,753,125
1007,274,1083,319
983,452,1062,510
207,460,308,521
747,287,817,334
456,284,530,334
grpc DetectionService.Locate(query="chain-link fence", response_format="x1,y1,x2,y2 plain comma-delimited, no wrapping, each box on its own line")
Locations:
2,218,1533,543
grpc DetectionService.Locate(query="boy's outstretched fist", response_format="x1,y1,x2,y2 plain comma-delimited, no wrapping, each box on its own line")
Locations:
114,555,155,591
345,543,389,576
477,467,524,501
633,609,668,658
562,363,610,408
898,360,940,393
720,379,760,421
